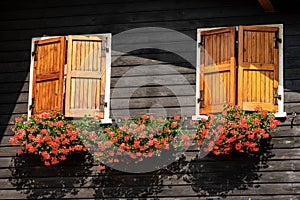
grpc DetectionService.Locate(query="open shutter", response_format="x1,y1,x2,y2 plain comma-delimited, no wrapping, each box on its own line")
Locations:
238,26,279,111
65,35,107,118
32,36,66,114
199,27,236,114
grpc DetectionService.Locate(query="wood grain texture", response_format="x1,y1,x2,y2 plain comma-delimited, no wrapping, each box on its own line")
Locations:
0,0,300,199
31,36,66,114
238,25,279,112
199,27,236,114
65,35,106,118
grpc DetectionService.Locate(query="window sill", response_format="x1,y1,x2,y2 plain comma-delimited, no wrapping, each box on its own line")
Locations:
192,115,208,120
192,112,287,121
101,118,112,124
274,112,287,118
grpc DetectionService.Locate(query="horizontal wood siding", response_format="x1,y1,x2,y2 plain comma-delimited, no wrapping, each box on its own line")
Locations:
0,0,300,199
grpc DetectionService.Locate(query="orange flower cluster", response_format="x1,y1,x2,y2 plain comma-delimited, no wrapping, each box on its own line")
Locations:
9,104,280,169
191,104,280,155
76,114,183,170
9,111,86,166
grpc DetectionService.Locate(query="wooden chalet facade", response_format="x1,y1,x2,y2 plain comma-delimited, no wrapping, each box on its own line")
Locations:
0,0,300,199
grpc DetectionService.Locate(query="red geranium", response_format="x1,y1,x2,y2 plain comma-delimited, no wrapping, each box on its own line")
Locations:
191,103,280,156
9,110,85,166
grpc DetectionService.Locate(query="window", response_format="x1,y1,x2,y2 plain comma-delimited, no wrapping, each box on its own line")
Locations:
194,25,285,118
28,34,112,123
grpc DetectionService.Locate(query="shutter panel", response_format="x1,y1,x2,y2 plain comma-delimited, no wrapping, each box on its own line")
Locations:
32,36,66,114
199,27,236,114
238,26,279,111
65,35,107,118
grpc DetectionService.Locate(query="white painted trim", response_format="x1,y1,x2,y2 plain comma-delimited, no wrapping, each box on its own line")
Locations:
277,24,285,117
27,34,113,123
195,27,226,117
103,33,112,123
195,24,285,119
192,114,208,120
274,112,287,118
194,29,201,117
27,39,35,120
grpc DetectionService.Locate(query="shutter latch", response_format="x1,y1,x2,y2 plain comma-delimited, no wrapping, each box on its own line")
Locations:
273,37,282,43
273,37,282,48
29,98,35,110
273,88,281,105
32,50,38,56
198,35,205,47
198,90,205,108
198,41,205,47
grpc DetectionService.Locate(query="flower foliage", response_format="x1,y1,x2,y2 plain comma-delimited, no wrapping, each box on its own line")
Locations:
9,103,280,169
191,103,280,155
75,114,183,170
9,111,86,166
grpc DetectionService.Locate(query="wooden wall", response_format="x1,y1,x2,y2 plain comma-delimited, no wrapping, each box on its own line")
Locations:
1,0,300,199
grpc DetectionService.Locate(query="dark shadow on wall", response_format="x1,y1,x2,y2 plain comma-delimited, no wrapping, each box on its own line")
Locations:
184,141,274,197
0,75,30,142
92,153,188,199
92,169,163,199
8,141,274,199
9,152,94,199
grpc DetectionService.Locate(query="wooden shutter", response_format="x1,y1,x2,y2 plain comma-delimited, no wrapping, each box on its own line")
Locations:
32,36,66,114
65,35,107,118
199,27,236,114
238,26,279,111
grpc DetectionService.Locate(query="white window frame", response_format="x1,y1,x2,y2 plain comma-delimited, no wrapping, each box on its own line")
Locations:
193,24,286,120
28,33,112,123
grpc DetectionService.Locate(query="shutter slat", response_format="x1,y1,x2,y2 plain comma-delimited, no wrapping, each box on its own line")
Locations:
199,27,236,114
65,35,107,118
32,36,66,114
238,25,279,111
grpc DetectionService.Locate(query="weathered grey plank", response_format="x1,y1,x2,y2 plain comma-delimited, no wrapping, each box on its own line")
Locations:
285,91,300,103
0,103,28,115
284,102,300,114
0,62,30,73
111,85,196,98
111,64,195,77
0,0,239,22
285,68,300,80
0,72,29,83
111,74,196,88
0,2,261,33
0,158,297,174
183,148,300,161
0,93,28,104
0,115,24,127
285,79,300,93
110,106,195,118
111,96,195,109
0,171,298,191
0,82,29,94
